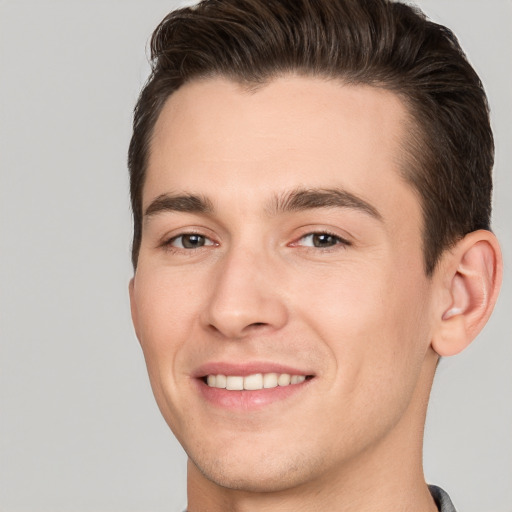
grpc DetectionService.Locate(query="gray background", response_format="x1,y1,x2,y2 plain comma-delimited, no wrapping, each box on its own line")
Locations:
0,1,510,511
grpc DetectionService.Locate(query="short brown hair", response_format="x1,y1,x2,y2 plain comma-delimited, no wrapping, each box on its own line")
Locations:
128,0,494,274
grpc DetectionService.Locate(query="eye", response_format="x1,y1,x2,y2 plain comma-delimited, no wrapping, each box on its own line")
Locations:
168,233,215,249
296,232,349,249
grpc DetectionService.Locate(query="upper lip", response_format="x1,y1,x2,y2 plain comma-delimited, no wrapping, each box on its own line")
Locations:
193,361,315,378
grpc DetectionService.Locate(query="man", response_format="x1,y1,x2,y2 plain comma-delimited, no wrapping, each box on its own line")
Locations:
127,1,502,510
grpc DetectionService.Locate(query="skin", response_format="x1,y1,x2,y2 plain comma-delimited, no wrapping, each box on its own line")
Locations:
129,76,501,511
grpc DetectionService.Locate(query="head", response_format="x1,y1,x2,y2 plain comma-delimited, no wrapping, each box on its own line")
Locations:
127,0,502,504
129,0,494,275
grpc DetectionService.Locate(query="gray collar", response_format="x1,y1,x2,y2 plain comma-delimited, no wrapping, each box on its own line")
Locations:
429,485,457,512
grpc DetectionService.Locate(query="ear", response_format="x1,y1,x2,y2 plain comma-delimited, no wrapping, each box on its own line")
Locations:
128,277,141,342
431,230,502,357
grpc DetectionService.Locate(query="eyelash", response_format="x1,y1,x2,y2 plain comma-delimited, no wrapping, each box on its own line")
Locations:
161,230,351,253
293,231,351,251
161,232,216,252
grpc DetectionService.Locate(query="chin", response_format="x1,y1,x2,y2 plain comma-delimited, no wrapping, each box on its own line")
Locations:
187,441,321,493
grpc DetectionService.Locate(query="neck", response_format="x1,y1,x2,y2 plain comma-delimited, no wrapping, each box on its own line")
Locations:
187,350,440,512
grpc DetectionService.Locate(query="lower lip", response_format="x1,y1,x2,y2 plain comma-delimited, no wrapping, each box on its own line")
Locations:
195,378,313,410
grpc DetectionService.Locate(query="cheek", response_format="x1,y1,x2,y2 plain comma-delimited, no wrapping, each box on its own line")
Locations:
291,260,432,390
135,266,196,331
132,268,205,433
273,263,433,460
132,269,198,382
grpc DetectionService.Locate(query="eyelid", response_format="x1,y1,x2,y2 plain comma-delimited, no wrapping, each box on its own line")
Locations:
290,229,352,248
169,234,216,248
159,228,218,251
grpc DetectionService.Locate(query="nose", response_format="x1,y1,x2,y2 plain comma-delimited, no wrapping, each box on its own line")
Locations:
201,247,289,339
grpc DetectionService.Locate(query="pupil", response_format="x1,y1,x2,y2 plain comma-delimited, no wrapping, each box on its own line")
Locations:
313,234,335,247
183,234,204,248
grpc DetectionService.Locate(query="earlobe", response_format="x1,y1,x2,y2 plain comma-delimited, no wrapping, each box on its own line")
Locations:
431,230,502,357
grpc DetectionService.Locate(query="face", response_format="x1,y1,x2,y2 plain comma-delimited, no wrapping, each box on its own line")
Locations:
130,76,438,493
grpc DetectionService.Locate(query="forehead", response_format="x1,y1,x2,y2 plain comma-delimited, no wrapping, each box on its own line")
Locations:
145,75,419,226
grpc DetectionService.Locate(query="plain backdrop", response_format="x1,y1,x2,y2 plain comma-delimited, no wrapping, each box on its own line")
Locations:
0,1,510,511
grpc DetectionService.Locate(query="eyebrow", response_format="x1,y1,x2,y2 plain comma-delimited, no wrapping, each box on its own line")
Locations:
143,187,382,222
144,193,214,220
267,187,382,220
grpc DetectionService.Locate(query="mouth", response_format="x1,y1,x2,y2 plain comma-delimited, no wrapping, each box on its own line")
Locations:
202,373,314,390
194,363,315,410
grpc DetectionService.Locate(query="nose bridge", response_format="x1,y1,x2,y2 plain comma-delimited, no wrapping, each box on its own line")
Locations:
203,241,288,338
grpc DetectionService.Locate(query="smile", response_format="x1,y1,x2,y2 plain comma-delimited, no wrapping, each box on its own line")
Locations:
194,363,315,409
205,373,309,390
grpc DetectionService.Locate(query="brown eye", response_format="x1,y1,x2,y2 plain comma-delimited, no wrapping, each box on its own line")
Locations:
170,234,214,249
311,233,339,248
300,233,343,249
298,233,347,248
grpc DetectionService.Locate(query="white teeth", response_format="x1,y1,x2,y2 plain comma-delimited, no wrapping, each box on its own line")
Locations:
243,373,263,390
215,374,226,388
205,372,308,390
277,373,291,386
226,376,244,390
263,373,278,388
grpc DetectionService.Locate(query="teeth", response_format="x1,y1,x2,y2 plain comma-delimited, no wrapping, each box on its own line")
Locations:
278,373,291,386
214,374,226,388
263,373,278,388
205,373,308,390
243,373,263,390
226,376,244,390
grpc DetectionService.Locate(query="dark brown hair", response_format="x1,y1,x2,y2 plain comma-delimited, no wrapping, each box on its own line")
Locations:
128,0,494,274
